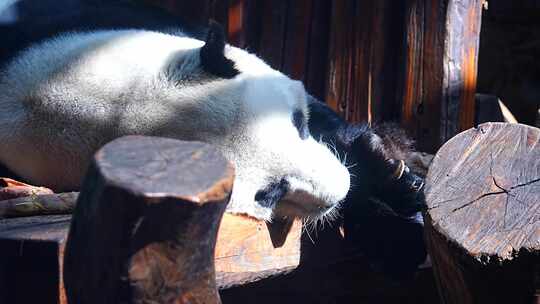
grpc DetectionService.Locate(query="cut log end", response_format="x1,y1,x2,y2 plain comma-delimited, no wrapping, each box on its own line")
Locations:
94,135,234,203
424,122,540,304
425,122,539,260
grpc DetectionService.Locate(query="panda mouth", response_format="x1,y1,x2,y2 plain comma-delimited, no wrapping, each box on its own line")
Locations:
255,179,338,218
276,196,335,218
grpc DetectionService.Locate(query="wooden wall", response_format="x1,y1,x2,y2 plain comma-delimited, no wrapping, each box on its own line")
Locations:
142,0,483,153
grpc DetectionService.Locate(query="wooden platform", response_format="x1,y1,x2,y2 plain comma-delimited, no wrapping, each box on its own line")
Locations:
0,213,301,303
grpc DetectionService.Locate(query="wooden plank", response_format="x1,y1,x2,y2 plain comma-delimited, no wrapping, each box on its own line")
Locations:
401,0,425,141
0,210,301,302
227,0,244,47
326,0,366,121
368,0,406,122
422,0,446,152
400,0,482,152
350,0,373,124
215,214,301,289
443,0,482,139
399,0,447,152
141,0,212,25
0,215,70,304
325,0,406,124
424,122,540,303
258,0,288,70
303,0,331,100
281,0,313,81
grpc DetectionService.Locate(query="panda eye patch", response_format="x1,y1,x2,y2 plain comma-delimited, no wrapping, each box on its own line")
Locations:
292,110,309,140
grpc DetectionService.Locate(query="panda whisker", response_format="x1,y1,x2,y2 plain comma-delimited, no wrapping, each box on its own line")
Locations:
346,162,358,169
342,152,348,167
305,228,316,244
329,140,340,161
303,218,317,244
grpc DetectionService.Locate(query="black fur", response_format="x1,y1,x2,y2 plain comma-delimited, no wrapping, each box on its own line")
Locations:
292,110,309,140
255,179,289,209
307,95,427,279
200,21,240,79
307,95,425,216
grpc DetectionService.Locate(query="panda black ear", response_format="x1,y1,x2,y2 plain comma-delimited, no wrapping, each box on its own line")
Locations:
200,21,240,79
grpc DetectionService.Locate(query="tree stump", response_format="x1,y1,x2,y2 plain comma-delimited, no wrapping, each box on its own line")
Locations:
424,122,540,304
63,136,234,304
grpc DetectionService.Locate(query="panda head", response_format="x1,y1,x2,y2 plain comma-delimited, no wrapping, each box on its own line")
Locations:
166,22,350,221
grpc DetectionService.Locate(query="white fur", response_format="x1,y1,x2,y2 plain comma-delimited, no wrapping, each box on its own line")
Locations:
0,29,350,220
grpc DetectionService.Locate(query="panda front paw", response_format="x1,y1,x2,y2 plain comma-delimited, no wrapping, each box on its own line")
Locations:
377,159,426,217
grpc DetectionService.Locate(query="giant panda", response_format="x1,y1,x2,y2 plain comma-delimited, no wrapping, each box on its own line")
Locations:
0,2,350,221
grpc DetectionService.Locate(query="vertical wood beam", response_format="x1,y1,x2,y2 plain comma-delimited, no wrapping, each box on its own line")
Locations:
401,0,482,152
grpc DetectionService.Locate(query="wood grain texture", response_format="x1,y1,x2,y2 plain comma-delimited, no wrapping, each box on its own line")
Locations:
326,0,370,123
0,215,69,304
281,0,312,81
0,138,300,303
401,0,482,152
443,0,483,140
424,122,540,304
325,0,406,124
0,213,301,303
215,215,301,289
258,0,288,70
0,192,77,218
63,136,234,304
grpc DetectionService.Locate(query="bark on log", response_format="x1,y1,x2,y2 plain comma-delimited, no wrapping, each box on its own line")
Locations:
0,177,54,201
424,122,540,304
0,192,77,218
63,136,234,304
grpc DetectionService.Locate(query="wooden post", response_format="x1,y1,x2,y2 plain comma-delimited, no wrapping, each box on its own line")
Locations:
424,123,540,303
63,136,234,304
401,0,483,152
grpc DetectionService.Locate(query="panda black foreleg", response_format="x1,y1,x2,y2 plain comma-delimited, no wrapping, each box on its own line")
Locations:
307,95,425,216
330,121,425,218
307,97,428,278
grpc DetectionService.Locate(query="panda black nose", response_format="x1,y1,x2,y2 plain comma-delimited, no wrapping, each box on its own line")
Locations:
255,179,289,208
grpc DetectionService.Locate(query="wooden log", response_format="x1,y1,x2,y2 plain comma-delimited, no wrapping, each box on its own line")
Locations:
424,122,540,304
0,177,54,201
0,192,77,218
63,136,234,304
